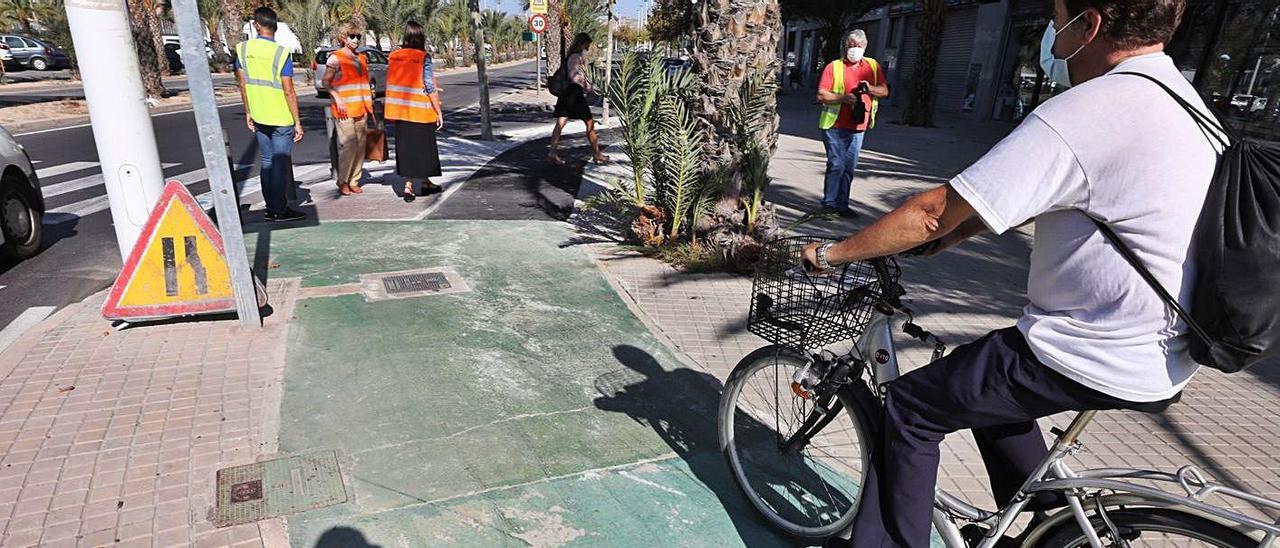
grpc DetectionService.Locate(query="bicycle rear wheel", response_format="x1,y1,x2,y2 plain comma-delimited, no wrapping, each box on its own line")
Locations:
1037,508,1256,547
717,345,879,540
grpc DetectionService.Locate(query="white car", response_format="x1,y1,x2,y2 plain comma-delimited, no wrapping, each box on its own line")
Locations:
0,126,43,261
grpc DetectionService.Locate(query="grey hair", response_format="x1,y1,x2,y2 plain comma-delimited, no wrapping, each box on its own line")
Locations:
845,29,868,46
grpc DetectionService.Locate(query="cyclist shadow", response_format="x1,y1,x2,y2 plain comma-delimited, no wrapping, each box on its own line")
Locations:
594,344,832,547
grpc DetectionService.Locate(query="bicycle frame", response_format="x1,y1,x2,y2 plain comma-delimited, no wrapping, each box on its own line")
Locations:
844,310,1280,548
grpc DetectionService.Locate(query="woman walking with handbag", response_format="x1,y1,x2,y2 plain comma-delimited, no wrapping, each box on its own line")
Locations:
385,21,445,202
323,21,375,196
548,33,608,166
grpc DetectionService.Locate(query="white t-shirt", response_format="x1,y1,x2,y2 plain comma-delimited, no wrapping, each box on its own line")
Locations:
949,53,1224,402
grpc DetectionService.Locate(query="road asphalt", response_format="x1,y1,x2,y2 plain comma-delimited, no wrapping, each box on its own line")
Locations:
0,59,538,329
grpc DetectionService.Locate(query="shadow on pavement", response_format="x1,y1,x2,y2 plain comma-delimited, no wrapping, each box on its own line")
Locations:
594,344,836,547
314,526,381,548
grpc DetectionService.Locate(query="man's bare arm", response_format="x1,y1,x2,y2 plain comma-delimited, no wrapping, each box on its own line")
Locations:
806,184,977,265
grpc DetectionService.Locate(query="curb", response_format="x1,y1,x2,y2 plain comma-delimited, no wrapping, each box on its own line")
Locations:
8,97,243,135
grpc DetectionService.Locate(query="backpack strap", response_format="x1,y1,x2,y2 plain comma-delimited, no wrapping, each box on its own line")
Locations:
1088,216,1215,348
1114,71,1233,149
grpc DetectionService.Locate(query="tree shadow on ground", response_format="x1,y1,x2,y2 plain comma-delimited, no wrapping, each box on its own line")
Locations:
594,344,850,547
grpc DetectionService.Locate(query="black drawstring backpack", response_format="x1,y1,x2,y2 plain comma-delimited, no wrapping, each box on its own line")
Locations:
1091,72,1280,374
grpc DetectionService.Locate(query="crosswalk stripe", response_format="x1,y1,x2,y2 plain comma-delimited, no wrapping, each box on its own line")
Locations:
35,161,98,179
39,163,188,200
46,168,209,221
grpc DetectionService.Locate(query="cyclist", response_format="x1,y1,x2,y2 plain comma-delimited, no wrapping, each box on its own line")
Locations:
802,0,1224,544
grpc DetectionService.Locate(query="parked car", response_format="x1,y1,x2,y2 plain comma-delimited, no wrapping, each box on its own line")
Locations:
163,43,184,75
0,126,43,261
0,35,69,71
312,46,388,98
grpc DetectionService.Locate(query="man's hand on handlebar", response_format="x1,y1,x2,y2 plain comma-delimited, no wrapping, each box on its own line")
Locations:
801,242,826,273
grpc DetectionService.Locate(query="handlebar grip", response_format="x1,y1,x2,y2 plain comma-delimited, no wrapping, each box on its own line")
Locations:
903,322,925,339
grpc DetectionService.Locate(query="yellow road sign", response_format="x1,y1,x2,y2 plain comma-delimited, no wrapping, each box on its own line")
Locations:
529,0,548,14
103,181,264,321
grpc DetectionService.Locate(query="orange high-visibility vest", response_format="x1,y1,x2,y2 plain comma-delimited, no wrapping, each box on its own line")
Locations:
329,48,373,119
385,49,439,124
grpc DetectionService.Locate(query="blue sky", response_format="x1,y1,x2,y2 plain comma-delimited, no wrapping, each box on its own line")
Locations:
489,0,650,21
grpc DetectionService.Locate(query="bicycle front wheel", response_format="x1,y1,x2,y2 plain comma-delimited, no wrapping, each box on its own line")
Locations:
717,345,879,540
1037,508,1256,547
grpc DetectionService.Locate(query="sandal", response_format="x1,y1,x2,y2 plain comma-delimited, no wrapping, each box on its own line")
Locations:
339,184,353,196
548,154,566,166
403,182,416,203
349,185,364,194
593,155,611,165
419,182,443,196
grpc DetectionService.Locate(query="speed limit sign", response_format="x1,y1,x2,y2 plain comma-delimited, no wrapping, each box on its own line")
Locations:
529,13,548,34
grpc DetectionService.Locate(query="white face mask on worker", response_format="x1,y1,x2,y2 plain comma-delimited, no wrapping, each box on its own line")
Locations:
847,47,865,63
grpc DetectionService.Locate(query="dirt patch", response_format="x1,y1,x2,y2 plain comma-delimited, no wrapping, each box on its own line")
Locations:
0,87,240,127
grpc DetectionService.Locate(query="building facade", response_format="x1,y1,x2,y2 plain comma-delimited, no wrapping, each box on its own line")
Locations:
781,0,1279,141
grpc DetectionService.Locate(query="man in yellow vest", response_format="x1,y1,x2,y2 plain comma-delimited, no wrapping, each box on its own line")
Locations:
816,29,889,218
234,6,306,222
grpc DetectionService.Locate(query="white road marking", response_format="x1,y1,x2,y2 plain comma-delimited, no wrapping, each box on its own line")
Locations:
36,161,98,179
46,167,208,221
0,306,56,355
40,162,181,198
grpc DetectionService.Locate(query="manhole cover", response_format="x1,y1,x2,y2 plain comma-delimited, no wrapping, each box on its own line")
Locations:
359,267,471,301
212,450,348,527
383,271,451,294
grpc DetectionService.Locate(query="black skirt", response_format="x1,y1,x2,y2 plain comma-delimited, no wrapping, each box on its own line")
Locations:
553,84,593,121
394,120,442,179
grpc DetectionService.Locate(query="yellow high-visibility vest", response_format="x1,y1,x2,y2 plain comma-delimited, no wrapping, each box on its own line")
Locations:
818,57,880,130
238,38,294,126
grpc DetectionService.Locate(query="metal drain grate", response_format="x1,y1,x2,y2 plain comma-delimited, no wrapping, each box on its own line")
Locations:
212,451,349,527
383,271,451,294
359,267,470,301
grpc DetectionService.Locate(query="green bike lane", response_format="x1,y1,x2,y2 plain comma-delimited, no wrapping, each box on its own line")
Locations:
251,136,802,546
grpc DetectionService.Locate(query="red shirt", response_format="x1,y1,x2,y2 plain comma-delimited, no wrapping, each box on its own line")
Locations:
818,59,886,131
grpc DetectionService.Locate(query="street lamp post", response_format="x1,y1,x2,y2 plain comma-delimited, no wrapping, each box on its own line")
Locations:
602,0,615,124
63,0,167,262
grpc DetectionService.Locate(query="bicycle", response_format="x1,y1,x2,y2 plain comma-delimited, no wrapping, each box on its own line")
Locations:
716,235,1280,547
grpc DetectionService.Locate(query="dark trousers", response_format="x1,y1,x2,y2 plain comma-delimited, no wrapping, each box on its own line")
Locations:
848,327,1175,547
255,124,296,215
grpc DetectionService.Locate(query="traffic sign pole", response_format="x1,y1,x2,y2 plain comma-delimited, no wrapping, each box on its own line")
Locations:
602,0,615,124
172,0,262,327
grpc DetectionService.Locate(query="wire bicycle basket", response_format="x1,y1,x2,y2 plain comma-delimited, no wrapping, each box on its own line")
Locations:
748,236,901,352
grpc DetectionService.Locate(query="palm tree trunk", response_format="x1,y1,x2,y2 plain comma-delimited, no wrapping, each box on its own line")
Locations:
207,20,228,72
690,0,781,211
221,0,243,51
147,6,171,77
544,0,564,74
903,0,944,127
468,0,492,139
128,0,167,97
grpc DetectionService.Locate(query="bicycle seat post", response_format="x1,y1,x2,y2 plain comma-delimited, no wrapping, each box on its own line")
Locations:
1056,410,1098,445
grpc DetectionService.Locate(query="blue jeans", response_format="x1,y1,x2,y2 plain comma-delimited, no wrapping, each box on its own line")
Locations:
255,124,295,214
821,127,865,210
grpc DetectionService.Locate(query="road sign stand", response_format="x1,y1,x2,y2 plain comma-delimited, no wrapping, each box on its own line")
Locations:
171,0,262,327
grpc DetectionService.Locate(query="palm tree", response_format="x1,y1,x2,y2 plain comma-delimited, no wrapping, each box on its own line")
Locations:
281,0,329,81
428,1,466,66
367,0,419,46
128,0,170,97
0,0,40,35
220,0,243,56
903,0,944,126
689,0,781,211
780,0,889,65
466,0,492,138
197,0,228,71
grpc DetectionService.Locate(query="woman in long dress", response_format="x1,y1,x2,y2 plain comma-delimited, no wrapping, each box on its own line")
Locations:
385,21,444,202
548,33,608,166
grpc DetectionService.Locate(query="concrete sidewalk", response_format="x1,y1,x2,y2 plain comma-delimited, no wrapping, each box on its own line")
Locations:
578,92,1280,521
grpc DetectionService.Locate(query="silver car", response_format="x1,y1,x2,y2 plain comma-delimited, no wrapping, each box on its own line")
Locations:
312,47,388,98
0,126,42,261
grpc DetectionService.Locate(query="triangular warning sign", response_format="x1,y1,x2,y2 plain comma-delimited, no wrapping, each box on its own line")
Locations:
102,181,265,321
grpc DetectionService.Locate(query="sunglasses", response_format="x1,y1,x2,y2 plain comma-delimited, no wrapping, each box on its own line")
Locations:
348,34,361,40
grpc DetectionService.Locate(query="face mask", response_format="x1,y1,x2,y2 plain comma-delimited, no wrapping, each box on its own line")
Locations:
1039,11,1088,87
847,47,865,63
